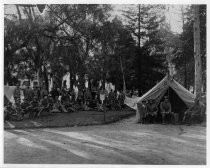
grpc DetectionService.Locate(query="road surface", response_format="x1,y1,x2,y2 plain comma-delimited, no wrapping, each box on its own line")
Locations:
4,117,206,164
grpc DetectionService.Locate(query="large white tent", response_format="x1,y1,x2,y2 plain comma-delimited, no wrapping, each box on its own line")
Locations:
125,75,196,111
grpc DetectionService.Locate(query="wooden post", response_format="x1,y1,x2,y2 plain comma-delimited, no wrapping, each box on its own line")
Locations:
194,5,202,98
120,55,126,93
104,103,106,123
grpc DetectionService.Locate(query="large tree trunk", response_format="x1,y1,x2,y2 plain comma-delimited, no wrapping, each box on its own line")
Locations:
138,4,141,49
194,5,202,97
181,5,188,88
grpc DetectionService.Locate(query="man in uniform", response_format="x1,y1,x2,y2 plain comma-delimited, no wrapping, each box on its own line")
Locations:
14,85,21,104
160,96,174,124
29,97,39,119
146,99,158,124
136,100,147,124
24,86,34,102
40,84,48,99
38,95,49,117
182,97,202,125
84,88,92,107
20,98,31,118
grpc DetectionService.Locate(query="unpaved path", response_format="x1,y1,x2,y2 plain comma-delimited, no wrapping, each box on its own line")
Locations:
4,116,206,164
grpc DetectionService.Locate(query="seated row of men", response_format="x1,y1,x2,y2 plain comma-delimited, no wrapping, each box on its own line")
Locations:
4,93,76,121
137,96,203,125
4,89,126,121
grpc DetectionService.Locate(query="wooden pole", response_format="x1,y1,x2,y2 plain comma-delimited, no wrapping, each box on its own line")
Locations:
120,55,126,93
193,5,202,98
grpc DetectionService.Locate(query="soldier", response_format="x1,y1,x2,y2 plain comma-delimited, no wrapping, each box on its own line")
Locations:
183,97,202,125
48,94,54,113
53,96,67,113
4,102,15,121
4,102,22,121
40,85,48,99
84,88,92,106
24,86,34,102
29,97,39,119
160,96,174,124
146,99,158,124
14,85,21,104
14,100,23,121
38,95,49,117
20,98,31,118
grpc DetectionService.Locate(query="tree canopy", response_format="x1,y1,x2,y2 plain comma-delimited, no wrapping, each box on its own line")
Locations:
4,4,206,95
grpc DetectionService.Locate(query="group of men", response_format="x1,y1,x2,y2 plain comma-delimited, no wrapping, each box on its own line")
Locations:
5,85,73,121
4,84,126,121
137,96,203,125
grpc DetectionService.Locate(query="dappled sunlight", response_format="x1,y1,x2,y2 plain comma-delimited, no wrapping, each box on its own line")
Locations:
41,139,94,160
29,121,43,126
4,131,18,139
181,133,206,140
5,121,15,128
17,137,49,151
43,129,110,146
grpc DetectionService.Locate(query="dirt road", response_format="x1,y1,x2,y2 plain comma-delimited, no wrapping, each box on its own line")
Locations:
4,117,206,164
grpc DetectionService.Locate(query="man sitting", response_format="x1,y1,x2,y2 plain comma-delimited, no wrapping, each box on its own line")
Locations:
160,96,174,124
182,97,202,125
20,98,31,118
52,96,67,113
4,102,16,121
37,95,49,117
146,99,158,124
61,92,75,112
29,97,39,119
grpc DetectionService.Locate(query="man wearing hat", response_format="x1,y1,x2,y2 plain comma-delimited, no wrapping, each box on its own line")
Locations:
146,99,158,124
14,84,21,104
160,96,173,124
29,96,39,119
20,98,31,118
182,97,202,125
137,100,147,124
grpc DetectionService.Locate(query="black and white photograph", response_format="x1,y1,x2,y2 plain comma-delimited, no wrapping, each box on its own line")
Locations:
3,2,206,166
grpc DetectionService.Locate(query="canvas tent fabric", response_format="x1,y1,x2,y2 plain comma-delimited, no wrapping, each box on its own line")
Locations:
124,75,196,110
4,86,16,104
4,86,24,104
138,75,196,107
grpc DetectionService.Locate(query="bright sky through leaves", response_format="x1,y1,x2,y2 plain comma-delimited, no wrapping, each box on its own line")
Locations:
4,4,185,34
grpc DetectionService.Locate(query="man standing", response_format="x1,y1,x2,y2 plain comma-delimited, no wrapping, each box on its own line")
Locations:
24,86,34,102
136,100,147,124
40,84,48,98
160,96,174,124
14,85,21,104
50,86,59,101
